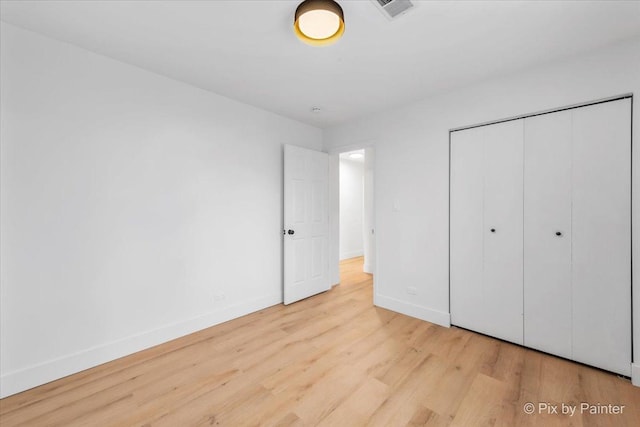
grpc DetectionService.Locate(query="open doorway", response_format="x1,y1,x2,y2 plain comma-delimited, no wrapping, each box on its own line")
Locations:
336,148,375,284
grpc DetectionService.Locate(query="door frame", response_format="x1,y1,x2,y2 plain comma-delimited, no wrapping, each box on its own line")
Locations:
328,142,377,301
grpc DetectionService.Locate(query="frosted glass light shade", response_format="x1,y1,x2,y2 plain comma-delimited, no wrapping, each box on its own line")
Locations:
294,0,344,46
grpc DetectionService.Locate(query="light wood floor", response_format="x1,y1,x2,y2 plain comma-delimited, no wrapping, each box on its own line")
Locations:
1,256,639,426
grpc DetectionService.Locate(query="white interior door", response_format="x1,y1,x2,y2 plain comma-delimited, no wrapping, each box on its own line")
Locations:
571,99,631,376
450,120,524,345
524,110,573,359
284,145,330,305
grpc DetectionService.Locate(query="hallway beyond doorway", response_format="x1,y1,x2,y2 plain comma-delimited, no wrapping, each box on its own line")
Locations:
339,256,371,286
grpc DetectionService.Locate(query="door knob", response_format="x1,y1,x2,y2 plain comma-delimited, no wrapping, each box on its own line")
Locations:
490,228,496,233
555,231,562,237
287,229,295,235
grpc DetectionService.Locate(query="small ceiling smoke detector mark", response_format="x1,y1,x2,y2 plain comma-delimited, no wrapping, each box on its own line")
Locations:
311,107,322,113
371,0,416,20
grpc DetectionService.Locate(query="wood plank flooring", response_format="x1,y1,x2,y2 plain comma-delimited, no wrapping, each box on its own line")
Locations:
1,256,639,426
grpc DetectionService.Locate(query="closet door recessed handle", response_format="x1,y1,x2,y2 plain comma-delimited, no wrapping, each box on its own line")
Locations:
490,228,496,233
555,231,562,237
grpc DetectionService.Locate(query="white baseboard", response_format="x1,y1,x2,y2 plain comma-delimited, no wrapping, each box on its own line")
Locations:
0,293,282,398
339,250,364,260
363,263,373,274
375,294,451,327
632,363,640,387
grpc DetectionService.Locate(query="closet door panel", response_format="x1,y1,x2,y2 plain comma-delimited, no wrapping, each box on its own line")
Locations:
571,98,631,376
482,120,524,344
523,111,572,358
450,128,485,332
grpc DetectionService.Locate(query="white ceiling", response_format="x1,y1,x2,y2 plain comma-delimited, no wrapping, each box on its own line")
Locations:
1,1,639,128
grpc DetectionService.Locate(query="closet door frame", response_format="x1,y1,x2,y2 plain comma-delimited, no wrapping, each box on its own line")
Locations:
448,94,633,375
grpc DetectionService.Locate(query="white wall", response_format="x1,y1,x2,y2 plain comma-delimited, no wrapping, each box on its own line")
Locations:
0,23,322,397
339,159,364,260
324,37,640,355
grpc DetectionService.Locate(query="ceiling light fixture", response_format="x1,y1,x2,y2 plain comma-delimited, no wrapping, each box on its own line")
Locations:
294,0,345,46
349,152,364,160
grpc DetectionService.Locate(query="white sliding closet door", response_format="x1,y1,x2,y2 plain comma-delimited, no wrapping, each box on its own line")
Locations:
524,110,573,359
451,120,524,345
451,97,631,376
571,99,631,376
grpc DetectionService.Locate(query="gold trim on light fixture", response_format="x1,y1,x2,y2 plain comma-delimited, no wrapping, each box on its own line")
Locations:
294,0,345,46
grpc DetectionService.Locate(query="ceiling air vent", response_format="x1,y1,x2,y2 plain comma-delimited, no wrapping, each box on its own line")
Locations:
372,0,415,20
